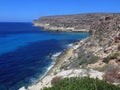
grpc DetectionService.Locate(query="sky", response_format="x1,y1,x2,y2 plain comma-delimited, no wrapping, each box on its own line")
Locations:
0,0,120,22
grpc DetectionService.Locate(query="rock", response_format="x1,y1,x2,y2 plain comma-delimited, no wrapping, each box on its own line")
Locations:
108,60,118,66
48,53,52,58
87,60,107,69
33,13,120,32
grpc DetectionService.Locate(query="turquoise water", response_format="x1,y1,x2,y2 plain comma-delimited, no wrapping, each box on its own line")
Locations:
0,22,89,90
0,32,88,55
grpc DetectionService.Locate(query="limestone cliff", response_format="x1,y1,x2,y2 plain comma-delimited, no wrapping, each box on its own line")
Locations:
67,14,120,68
34,13,120,68
33,13,120,32
58,14,120,70
31,13,120,87
33,13,120,68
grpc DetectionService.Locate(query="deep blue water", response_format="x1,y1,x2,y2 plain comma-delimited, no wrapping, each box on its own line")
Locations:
0,22,89,90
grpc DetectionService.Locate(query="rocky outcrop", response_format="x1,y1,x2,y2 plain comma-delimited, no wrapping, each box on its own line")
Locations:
33,13,120,32
34,13,120,69
58,14,120,70
34,13,120,71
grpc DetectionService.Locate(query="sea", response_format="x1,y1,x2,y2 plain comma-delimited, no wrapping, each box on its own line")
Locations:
0,22,89,90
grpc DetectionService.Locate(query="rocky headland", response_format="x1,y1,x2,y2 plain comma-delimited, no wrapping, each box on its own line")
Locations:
20,13,120,90
33,13,119,32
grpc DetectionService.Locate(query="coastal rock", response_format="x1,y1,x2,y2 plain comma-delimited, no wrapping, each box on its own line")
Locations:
26,13,120,90
21,69,103,90
77,14,120,63
33,13,120,32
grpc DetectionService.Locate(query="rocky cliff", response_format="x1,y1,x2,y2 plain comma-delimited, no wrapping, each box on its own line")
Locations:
34,13,120,83
33,13,120,69
33,13,120,32
56,14,120,71
49,14,120,84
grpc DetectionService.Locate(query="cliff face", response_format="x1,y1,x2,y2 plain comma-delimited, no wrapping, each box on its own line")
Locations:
31,13,120,87
33,13,120,68
90,14,120,47
34,13,120,66
33,13,120,32
58,14,120,70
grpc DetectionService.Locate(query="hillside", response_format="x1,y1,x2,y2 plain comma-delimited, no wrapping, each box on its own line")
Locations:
33,13,120,32
72,14,119,65
57,14,120,84
26,13,120,90
34,13,120,83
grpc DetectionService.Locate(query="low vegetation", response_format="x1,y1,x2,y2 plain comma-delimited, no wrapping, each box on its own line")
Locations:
42,77,120,90
103,53,120,63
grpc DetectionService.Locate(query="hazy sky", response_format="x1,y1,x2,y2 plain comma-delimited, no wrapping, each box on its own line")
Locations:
0,0,120,22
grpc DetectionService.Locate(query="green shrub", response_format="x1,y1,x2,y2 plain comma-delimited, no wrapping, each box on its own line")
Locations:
42,77,120,90
76,54,99,65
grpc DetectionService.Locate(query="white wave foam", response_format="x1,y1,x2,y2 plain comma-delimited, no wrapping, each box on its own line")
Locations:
51,52,62,60
67,43,73,48
29,61,55,85
19,46,70,90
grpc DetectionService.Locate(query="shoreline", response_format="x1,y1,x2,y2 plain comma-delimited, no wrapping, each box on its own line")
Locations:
46,46,74,75
20,14,120,90
19,42,77,90
19,36,109,90
19,39,105,90
40,43,76,78
30,51,62,85
33,24,89,33
18,27,90,90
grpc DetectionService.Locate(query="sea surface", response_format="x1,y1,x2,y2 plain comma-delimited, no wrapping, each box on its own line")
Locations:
0,22,89,90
